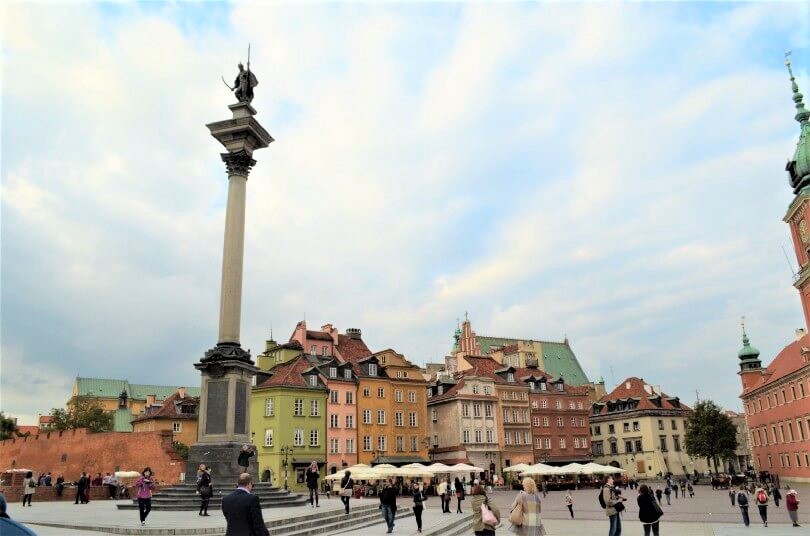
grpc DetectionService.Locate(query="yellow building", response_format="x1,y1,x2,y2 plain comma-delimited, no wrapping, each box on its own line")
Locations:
131,388,198,446
589,377,710,477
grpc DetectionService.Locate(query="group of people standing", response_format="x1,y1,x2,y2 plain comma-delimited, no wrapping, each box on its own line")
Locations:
436,477,467,514
734,483,801,528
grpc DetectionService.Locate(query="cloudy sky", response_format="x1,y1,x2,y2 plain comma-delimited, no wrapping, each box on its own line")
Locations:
2,2,808,424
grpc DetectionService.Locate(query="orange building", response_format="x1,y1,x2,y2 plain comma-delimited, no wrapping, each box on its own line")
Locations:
131,388,199,447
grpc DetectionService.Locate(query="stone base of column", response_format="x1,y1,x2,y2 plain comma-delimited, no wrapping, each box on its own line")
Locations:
200,342,253,364
185,442,258,485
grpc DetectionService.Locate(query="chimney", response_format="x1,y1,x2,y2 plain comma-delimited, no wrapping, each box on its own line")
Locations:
796,328,807,341
625,382,631,390
346,328,362,340
177,387,186,399
146,394,156,407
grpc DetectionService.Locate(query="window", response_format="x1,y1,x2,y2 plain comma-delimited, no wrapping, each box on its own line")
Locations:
571,417,577,426
658,419,664,430
581,437,588,449
560,438,566,449
555,400,562,409
579,418,585,427
330,414,339,428
623,422,630,433
635,439,642,452
264,428,273,447
368,364,377,376
533,417,540,427
294,399,303,416
396,436,404,452
409,391,416,403
473,403,481,417
431,409,437,422
363,410,371,424
346,439,355,453
485,403,492,417
363,387,370,397
594,442,604,455
625,440,633,453
539,381,547,391
577,402,583,410
310,345,317,355
472,384,479,394
377,409,386,425
524,431,530,444
594,425,601,435
346,415,354,428
574,437,580,448
265,398,274,416
484,386,492,395
433,434,439,447
409,412,417,427
346,391,354,404
535,437,542,449
463,430,470,443
569,401,575,409
556,383,564,392
377,435,387,451
329,367,337,378
475,429,482,443
486,430,494,443
363,436,371,451
377,387,385,398
507,372,515,382
395,390,403,403
608,424,615,434
659,436,667,451
543,417,549,427
462,404,470,417
322,346,328,356
504,432,511,445
531,400,538,409
395,412,404,427
330,391,339,404
310,429,319,446
610,442,618,454
541,400,548,409
544,437,552,449
344,369,352,380
556,417,563,427
294,428,304,446
330,438,339,453
172,422,181,432
671,419,677,430
673,436,681,452
310,400,320,416
410,436,418,452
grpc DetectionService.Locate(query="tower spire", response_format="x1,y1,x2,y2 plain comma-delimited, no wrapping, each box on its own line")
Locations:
786,51,810,127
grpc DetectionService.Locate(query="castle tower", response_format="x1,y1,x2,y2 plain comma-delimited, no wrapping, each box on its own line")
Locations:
737,317,762,391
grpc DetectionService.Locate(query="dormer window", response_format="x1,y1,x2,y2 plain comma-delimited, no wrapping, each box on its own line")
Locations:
507,372,514,382
528,381,535,390
368,363,377,376
308,375,318,387
555,383,564,392
329,367,337,378
539,381,547,391
344,369,352,380
438,385,444,395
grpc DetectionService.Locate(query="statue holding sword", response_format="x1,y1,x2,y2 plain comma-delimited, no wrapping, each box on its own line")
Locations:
223,45,258,104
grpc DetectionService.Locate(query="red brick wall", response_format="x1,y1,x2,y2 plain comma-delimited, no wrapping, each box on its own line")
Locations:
0,429,186,488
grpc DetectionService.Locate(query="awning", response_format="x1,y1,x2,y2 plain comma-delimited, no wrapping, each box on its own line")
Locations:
371,456,430,466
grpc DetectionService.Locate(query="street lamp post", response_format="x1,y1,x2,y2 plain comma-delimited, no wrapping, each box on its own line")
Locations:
484,451,497,482
280,446,294,490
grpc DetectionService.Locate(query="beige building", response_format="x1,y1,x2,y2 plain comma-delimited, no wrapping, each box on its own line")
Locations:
724,410,753,474
589,377,710,477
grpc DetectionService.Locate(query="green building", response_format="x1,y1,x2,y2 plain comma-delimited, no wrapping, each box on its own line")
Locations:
256,338,304,370
251,353,327,491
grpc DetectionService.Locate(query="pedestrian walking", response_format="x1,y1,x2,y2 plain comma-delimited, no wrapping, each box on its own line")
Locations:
680,480,686,497
454,477,464,513
134,467,156,526
443,478,452,513
237,444,255,473
728,487,735,506
655,487,663,503
196,464,212,517
737,486,750,526
21,472,35,507
379,480,397,534
437,478,449,513
541,480,547,498
772,486,782,508
339,470,353,518
412,482,427,533
564,491,574,518
786,488,801,527
471,480,500,536
673,484,678,499
601,476,627,536
75,472,89,504
755,485,769,527
305,461,320,508
687,482,694,498
637,484,663,536
221,473,269,536
664,485,671,505
508,477,544,536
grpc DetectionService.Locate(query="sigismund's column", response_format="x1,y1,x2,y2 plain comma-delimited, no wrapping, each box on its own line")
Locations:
187,61,273,484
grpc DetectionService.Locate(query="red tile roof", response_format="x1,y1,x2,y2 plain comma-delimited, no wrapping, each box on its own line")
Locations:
307,330,334,342
741,335,810,396
257,355,323,389
38,416,55,424
336,334,373,362
594,377,690,414
131,391,199,422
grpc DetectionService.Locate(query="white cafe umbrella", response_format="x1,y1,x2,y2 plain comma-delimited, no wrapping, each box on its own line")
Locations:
449,463,484,473
503,463,532,473
425,463,452,474
520,464,559,476
556,463,586,475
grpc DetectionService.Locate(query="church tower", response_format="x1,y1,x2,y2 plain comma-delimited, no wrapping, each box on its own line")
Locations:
782,52,810,331
738,318,762,390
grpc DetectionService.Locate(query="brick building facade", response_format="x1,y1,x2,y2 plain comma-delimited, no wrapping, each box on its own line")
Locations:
526,371,591,464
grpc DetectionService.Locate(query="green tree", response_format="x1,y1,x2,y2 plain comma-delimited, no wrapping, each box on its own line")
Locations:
0,412,19,440
684,400,737,474
173,441,189,460
49,397,114,433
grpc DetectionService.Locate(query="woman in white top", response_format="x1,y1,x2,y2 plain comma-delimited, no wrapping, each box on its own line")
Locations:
22,471,36,507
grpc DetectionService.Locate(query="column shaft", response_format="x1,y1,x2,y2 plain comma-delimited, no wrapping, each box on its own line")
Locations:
218,174,247,344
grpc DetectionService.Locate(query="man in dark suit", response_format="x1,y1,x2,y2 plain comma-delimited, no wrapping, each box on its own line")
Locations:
222,473,269,536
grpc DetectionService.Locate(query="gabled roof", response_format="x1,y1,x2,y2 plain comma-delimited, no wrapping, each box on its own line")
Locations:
741,335,810,396
257,355,325,389
475,337,590,385
307,330,334,342
594,377,690,415
74,378,200,400
336,334,373,362
132,392,199,422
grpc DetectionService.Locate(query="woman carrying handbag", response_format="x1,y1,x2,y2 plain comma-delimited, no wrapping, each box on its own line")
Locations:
471,480,500,536
637,484,663,536
339,470,354,518
509,477,545,535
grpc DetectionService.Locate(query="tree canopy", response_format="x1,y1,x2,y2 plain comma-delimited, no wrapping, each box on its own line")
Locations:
0,412,20,440
49,397,114,433
684,400,738,473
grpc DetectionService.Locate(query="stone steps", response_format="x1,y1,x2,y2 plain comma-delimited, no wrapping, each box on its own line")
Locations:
422,513,473,536
285,506,414,536
117,482,308,510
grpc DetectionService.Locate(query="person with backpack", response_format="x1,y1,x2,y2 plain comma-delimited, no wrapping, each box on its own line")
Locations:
637,484,662,536
754,485,769,527
736,486,750,526
601,476,627,536
786,488,800,527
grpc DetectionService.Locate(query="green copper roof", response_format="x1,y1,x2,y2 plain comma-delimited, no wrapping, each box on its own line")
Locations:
475,336,590,386
113,408,134,432
738,325,760,360
75,377,199,400
785,54,810,194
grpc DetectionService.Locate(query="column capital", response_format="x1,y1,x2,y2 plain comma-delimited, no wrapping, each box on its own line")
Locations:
221,150,257,178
